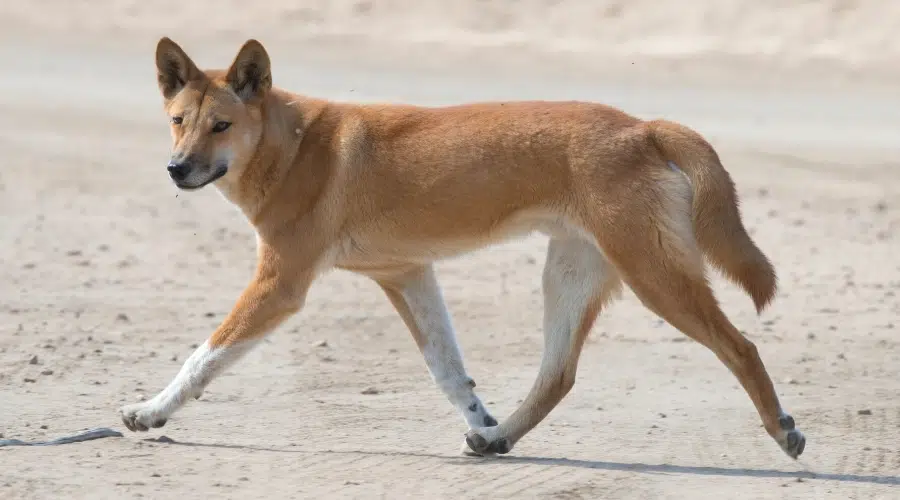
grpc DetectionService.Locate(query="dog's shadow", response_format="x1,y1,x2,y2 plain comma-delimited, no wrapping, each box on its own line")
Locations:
466,455,899,486
151,438,899,486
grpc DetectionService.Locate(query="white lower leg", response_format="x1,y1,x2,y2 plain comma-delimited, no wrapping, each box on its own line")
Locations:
119,339,257,431
383,266,497,430
466,238,614,454
426,350,496,430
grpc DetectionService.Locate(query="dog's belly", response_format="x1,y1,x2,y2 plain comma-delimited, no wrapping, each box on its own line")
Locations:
335,208,595,273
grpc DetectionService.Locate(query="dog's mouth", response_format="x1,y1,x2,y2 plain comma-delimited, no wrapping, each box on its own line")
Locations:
174,166,228,191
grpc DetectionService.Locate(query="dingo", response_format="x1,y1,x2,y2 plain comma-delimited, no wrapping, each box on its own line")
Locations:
120,37,806,460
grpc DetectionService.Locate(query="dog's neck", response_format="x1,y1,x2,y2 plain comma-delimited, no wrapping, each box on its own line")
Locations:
215,90,329,226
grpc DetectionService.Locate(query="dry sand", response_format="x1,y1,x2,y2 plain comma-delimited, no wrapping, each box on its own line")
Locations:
1,1,899,499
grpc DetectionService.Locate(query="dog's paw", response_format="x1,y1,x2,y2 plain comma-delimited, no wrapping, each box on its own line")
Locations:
119,401,168,432
464,427,512,457
460,440,483,457
775,414,806,459
460,412,500,456
779,429,806,459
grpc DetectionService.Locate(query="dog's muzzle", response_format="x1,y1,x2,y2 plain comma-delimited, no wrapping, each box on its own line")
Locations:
167,161,191,182
166,159,228,190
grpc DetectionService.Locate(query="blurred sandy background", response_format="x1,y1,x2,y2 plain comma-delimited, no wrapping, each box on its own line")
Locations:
6,1,900,63
6,1,900,86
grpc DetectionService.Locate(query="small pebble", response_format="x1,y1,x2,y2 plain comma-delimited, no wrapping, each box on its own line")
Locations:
29,355,38,365
858,409,872,416
313,340,328,348
40,369,53,376
361,387,380,395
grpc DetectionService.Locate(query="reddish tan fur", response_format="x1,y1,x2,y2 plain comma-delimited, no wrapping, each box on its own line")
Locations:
648,120,777,313
119,37,805,461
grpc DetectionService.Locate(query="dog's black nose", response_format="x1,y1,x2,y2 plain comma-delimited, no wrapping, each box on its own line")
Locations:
167,162,190,182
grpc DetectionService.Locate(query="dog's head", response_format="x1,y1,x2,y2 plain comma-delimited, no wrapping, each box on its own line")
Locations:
154,37,271,191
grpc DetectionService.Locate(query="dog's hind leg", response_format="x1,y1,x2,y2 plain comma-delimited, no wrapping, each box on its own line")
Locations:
464,237,622,456
376,265,499,452
592,177,806,460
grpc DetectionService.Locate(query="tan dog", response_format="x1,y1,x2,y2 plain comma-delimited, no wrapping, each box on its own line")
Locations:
119,37,806,460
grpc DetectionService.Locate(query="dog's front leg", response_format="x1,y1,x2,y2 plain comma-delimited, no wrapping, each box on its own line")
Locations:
119,246,312,432
375,265,498,454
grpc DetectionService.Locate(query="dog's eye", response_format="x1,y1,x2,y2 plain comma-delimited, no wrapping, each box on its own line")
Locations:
212,121,232,133
171,116,183,125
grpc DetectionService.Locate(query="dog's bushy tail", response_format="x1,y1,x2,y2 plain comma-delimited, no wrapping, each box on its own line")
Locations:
648,119,777,313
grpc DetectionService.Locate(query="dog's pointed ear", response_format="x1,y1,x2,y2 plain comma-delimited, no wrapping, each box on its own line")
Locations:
225,39,272,102
156,37,202,100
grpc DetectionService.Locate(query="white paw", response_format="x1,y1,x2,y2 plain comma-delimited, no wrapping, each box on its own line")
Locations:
464,425,511,456
460,439,484,457
119,400,169,432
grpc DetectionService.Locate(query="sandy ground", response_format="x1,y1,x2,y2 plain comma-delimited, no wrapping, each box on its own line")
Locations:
1,2,900,499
